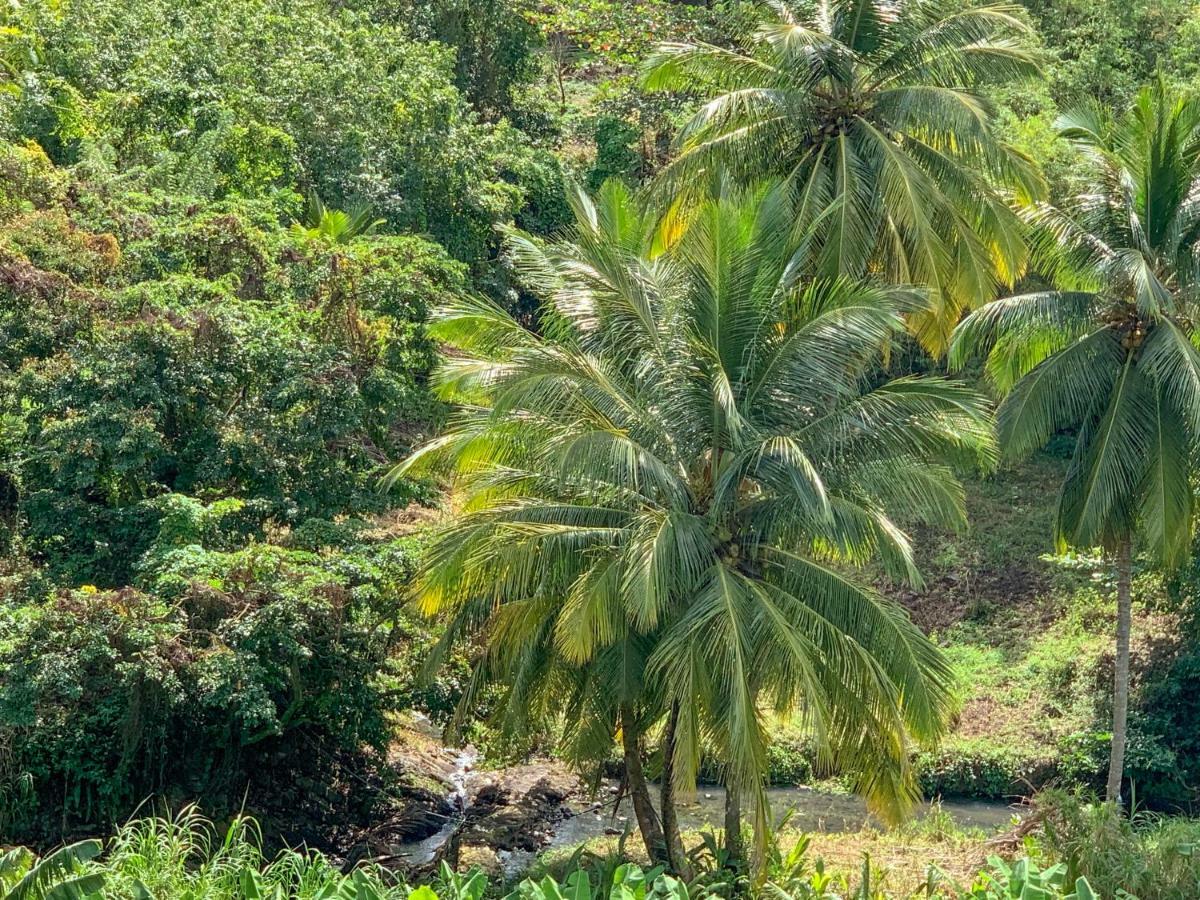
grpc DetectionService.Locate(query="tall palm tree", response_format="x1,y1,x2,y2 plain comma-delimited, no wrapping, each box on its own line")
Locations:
395,179,994,868
642,0,1045,355
950,80,1200,802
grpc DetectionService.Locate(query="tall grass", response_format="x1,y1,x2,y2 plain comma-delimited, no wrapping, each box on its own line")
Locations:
3,800,1181,898
1039,790,1200,900
98,806,405,899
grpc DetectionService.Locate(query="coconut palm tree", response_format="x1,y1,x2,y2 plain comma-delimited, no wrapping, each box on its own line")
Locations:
395,178,993,869
642,0,1045,355
950,79,1200,802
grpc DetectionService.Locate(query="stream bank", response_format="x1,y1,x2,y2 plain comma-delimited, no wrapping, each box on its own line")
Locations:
376,724,1023,877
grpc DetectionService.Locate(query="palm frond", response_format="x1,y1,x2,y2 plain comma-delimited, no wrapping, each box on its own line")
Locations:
641,0,1040,355
399,179,990,861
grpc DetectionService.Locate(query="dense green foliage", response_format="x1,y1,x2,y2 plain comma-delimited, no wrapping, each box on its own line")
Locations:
0,0,477,844
1,0,565,274
0,535,429,841
4,0,1200,893
1021,0,1200,105
0,137,460,840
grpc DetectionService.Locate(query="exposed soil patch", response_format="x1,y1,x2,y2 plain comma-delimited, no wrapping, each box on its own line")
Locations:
360,503,444,541
953,696,1011,740
880,456,1073,636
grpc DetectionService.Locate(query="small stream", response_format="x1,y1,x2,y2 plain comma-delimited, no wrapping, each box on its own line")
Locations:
392,745,479,867
493,783,1020,874
388,727,1021,872
544,784,1018,851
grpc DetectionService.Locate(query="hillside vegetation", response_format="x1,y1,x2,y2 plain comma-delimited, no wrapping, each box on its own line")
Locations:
3,0,1200,897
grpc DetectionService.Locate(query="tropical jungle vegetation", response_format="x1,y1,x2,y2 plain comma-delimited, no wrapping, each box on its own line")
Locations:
4,0,1200,896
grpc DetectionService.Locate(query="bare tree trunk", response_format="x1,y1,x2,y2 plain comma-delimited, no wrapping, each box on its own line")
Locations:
723,781,743,865
1107,536,1133,803
660,704,692,878
621,704,667,864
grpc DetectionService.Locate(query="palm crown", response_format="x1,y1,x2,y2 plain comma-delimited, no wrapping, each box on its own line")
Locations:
397,179,994,846
291,190,384,245
643,0,1045,354
951,80,1200,566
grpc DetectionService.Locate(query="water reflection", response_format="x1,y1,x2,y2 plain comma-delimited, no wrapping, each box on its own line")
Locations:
546,783,1020,851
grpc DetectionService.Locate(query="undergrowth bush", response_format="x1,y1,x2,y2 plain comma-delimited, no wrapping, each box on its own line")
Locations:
1132,568,1200,805
915,740,1054,800
0,807,1107,900
759,731,1052,799
0,537,429,844
1038,791,1200,900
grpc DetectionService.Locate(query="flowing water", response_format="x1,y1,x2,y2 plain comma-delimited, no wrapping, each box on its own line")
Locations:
545,783,1019,850
492,783,1021,874
392,745,480,867
389,723,1021,871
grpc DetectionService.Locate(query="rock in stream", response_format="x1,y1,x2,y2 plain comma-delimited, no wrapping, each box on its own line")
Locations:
370,719,582,876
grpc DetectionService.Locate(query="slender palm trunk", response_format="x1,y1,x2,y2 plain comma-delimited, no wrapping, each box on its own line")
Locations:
621,704,667,864
660,703,692,878
1107,536,1133,803
723,781,743,865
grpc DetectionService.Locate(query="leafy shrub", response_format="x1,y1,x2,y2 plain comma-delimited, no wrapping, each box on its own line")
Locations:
765,740,816,788
0,161,459,586
366,0,544,124
1133,573,1200,805
744,730,1053,799
694,734,815,788
0,141,65,220
587,117,643,190
1053,732,1109,790
0,537,423,843
916,740,1054,799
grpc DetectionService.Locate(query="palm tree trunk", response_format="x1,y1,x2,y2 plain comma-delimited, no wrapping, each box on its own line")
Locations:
621,704,667,865
660,703,692,878
1107,536,1133,803
723,781,743,865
